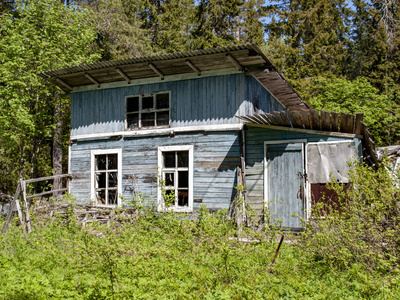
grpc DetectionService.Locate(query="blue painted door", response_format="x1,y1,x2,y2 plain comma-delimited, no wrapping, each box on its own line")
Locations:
265,143,305,228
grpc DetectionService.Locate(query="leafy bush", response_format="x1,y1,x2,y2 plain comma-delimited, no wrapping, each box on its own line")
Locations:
1,194,400,299
300,159,400,273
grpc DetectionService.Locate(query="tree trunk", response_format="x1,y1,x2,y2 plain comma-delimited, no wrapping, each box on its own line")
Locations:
52,96,63,195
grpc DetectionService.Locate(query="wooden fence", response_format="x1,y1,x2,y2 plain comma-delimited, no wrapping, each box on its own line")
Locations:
2,174,71,233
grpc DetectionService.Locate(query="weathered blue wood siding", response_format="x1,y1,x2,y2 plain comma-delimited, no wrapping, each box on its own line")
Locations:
71,74,285,136
267,143,304,228
245,127,362,213
69,132,240,209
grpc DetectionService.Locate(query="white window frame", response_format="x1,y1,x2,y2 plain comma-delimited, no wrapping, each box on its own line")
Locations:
125,91,171,129
157,145,194,212
91,148,122,207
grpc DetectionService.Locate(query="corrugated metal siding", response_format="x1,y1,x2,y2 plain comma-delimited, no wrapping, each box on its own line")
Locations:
69,132,240,209
71,73,284,136
244,127,362,213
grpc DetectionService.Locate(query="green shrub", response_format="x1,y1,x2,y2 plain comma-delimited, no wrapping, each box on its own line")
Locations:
301,159,400,273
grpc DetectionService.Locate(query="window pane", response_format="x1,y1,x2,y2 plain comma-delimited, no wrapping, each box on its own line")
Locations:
142,96,154,109
108,154,118,170
97,190,106,204
126,96,139,112
163,151,175,168
96,155,107,170
177,151,188,167
109,172,118,187
178,190,189,206
164,172,174,186
141,112,155,127
156,93,169,109
96,172,106,188
178,171,188,188
127,113,139,128
156,111,169,126
108,190,118,205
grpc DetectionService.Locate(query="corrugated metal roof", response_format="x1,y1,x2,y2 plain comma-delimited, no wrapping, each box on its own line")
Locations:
40,43,268,78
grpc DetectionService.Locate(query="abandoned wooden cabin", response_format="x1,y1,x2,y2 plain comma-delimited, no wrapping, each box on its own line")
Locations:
40,44,375,229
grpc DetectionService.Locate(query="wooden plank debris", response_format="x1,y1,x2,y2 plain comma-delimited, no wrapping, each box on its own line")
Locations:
310,109,320,130
272,111,285,125
320,110,331,131
355,113,364,135
331,111,339,132
340,112,354,133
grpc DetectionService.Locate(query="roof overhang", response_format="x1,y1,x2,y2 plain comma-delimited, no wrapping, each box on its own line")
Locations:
40,44,274,92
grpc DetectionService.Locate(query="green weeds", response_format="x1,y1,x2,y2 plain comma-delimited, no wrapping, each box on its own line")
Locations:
1,160,400,299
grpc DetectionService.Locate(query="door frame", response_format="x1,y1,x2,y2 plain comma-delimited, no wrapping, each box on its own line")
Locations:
264,139,308,221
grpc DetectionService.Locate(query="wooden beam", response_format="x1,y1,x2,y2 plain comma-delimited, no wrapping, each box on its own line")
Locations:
320,110,331,131
148,63,164,80
226,54,244,71
273,111,285,125
185,59,201,76
355,113,364,135
115,67,131,84
24,174,71,184
310,109,320,130
55,77,73,90
247,123,362,139
331,111,339,132
280,111,291,126
300,110,311,129
339,112,354,133
85,73,101,87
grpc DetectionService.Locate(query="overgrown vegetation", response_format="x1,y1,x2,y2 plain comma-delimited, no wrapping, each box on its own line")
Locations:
301,159,400,273
1,161,400,299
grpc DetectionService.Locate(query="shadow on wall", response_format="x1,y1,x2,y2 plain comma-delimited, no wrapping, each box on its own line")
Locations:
71,74,284,135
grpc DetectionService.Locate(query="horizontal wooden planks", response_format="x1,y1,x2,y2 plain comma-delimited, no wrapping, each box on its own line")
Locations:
244,127,362,212
69,131,240,209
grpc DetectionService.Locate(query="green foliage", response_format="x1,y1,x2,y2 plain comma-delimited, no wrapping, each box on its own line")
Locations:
1,193,400,298
307,76,391,146
301,159,400,273
0,0,100,193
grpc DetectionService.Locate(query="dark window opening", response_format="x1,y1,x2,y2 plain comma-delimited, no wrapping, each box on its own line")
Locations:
95,153,118,206
126,92,169,129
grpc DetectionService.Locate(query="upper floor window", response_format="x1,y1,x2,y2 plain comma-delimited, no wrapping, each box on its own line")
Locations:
126,92,170,129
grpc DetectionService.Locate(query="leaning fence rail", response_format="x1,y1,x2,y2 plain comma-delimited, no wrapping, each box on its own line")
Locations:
2,174,71,233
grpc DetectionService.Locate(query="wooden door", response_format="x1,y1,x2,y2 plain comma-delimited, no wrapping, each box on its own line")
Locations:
265,142,305,229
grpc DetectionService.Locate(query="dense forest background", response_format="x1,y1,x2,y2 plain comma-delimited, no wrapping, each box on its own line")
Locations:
0,0,399,193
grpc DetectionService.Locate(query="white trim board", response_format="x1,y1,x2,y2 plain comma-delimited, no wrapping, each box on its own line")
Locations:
157,145,194,213
71,123,244,142
248,123,363,139
90,148,123,207
72,68,242,93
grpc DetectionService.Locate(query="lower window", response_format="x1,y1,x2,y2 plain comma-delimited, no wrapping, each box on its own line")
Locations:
158,145,193,211
91,149,122,206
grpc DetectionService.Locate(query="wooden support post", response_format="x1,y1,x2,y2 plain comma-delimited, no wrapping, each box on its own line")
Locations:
185,60,201,76
226,54,244,71
21,180,31,233
115,67,131,84
85,73,101,87
148,63,165,80
2,180,23,233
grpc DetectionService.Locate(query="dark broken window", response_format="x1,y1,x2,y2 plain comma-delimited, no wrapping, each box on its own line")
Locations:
161,150,190,208
95,153,118,206
126,92,169,129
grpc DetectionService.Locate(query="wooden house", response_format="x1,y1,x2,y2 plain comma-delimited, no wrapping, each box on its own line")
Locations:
41,44,374,229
